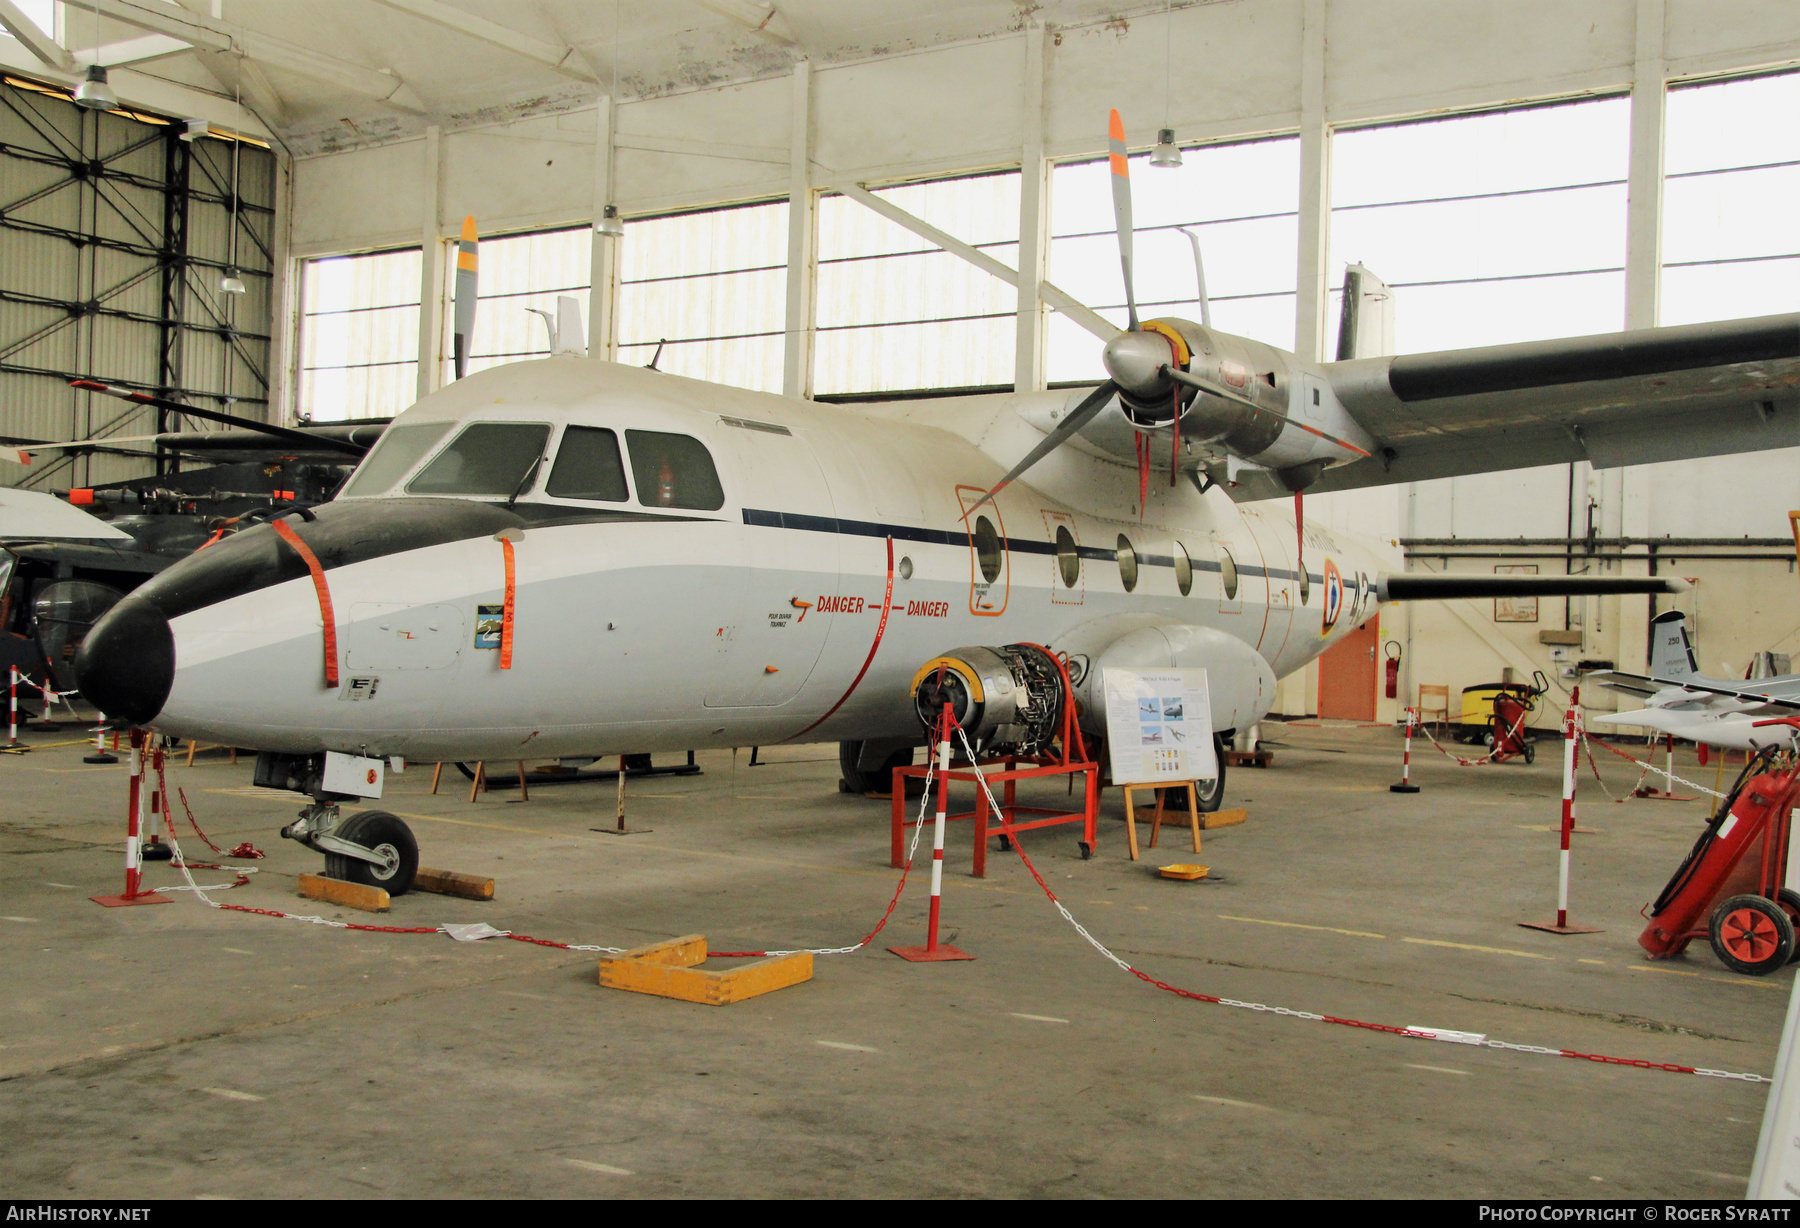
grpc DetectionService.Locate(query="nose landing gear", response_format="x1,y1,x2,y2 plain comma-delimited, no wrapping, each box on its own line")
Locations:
281,801,419,896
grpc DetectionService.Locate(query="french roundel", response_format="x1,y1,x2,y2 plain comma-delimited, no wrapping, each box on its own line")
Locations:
1320,558,1344,636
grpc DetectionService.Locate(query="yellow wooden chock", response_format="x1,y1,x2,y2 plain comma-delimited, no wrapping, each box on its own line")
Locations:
597,934,812,1006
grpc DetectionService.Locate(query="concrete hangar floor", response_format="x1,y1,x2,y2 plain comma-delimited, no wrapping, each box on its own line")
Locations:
0,718,1781,1199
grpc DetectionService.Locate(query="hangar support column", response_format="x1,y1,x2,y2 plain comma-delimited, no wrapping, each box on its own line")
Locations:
415,124,444,403
783,60,816,400
589,94,618,360
1013,25,1048,394
1625,0,1666,333
1293,0,1331,364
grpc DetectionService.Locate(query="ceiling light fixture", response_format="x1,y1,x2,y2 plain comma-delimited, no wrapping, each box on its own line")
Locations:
1150,128,1182,168
596,204,625,238
219,267,245,294
73,64,116,111
181,118,210,142
1151,0,1181,169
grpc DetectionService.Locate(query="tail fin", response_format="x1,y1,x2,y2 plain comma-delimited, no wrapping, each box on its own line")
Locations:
1649,609,1698,681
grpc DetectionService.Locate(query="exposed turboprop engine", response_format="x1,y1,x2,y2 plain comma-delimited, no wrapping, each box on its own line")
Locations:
910,644,1068,758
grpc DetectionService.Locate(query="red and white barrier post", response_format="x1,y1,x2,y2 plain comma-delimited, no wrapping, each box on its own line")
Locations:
1520,685,1601,935
890,701,973,962
1391,706,1421,794
83,710,117,764
5,665,23,750
91,729,171,908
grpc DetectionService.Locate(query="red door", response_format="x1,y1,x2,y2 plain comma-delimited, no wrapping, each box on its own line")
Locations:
1317,618,1379,721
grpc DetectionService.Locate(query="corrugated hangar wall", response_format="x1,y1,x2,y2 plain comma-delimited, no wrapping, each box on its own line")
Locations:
0,77,276,492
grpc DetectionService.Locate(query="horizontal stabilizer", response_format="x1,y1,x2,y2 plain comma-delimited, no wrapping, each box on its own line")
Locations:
1376,574,1688,602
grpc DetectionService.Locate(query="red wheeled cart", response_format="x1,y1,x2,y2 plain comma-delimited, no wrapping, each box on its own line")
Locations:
1639,719,1800,975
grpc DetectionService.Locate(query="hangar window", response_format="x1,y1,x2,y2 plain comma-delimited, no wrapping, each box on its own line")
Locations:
450,226,592,380
814,171,1020,396
1662,71,1800,326
625,430,725,511
972,515,1003,583
1055,525,1080,588
298,247,422,422
408,422,551,497
1173,541,1193,596
1047,136,1300,382
617,199,788,393
1330,96,1630,353
545,427,629,502
341,421,453,497
1219,546,1239,601
1117,535,1139,593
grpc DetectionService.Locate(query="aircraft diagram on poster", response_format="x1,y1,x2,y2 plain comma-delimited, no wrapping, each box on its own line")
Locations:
1102,668,1218,786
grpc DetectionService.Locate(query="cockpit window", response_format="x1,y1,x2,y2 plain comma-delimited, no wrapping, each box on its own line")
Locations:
407,422,551,498
339,421,452,498
545,426,629,502
625,430,724,511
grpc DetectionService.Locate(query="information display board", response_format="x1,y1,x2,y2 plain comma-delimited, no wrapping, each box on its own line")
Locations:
1101,668,1218,787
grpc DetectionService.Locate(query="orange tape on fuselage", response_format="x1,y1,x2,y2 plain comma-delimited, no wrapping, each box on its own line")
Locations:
500,537,515,670
272,518,338,689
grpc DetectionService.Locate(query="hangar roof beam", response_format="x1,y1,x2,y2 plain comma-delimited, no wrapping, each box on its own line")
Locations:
689,0,796,48
77,0,429,113
833,180,1117,343
369,0,595,82
0,0,73,72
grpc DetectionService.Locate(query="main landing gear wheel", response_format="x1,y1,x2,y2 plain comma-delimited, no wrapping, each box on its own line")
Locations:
325,810,418,896
1709,893,1794,976
1196,735,1228,813
838,741,914,795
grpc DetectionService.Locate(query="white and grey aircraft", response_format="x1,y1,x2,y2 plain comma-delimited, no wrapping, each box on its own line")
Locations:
1588,610,1800,751
66,115,1796,894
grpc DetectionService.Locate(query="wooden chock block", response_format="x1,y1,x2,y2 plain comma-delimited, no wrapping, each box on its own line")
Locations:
1201,808,1248,830
412,866,496,901
297,873,390,913
598,934,811,1006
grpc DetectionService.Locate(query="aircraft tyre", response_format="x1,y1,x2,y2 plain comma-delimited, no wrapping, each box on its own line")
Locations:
325,810,418,896
1779,889,1800,963
1709,893,1793,976
1196,736,1227,813
839,741,913,795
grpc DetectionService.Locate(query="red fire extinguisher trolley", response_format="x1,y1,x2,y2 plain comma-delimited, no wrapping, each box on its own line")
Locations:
1639,719,1800,976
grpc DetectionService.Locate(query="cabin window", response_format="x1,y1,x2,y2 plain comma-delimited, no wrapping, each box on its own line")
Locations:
1174,540,1193,596
1117,534,1138,592
1219,545,1239,600
407,422,551,498
1055,525,1080,588
546,426,629,502
973,515,1003,583
625,430,725,511
340,421,453,497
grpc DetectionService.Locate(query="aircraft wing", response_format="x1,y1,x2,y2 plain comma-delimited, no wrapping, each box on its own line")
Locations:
1305,313,1800,496
1583,670,1666,700
1579,669,1800,713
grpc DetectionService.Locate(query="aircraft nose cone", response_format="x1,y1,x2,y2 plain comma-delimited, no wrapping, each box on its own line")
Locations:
75,598,174,726
1102,329,1176,399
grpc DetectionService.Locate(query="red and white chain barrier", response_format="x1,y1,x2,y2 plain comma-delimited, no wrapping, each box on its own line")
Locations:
946,723,1767,1085
140,741,935,961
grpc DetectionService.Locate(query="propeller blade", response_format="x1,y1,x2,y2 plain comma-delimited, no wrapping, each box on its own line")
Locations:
1108,109,1137,331
966,381,1119,514
453,214,479,379
1177,227,1211,329
68,381,368,457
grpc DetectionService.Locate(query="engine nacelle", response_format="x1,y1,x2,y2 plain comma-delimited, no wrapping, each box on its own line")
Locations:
1054,616,1277,739
910,644,1066,758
